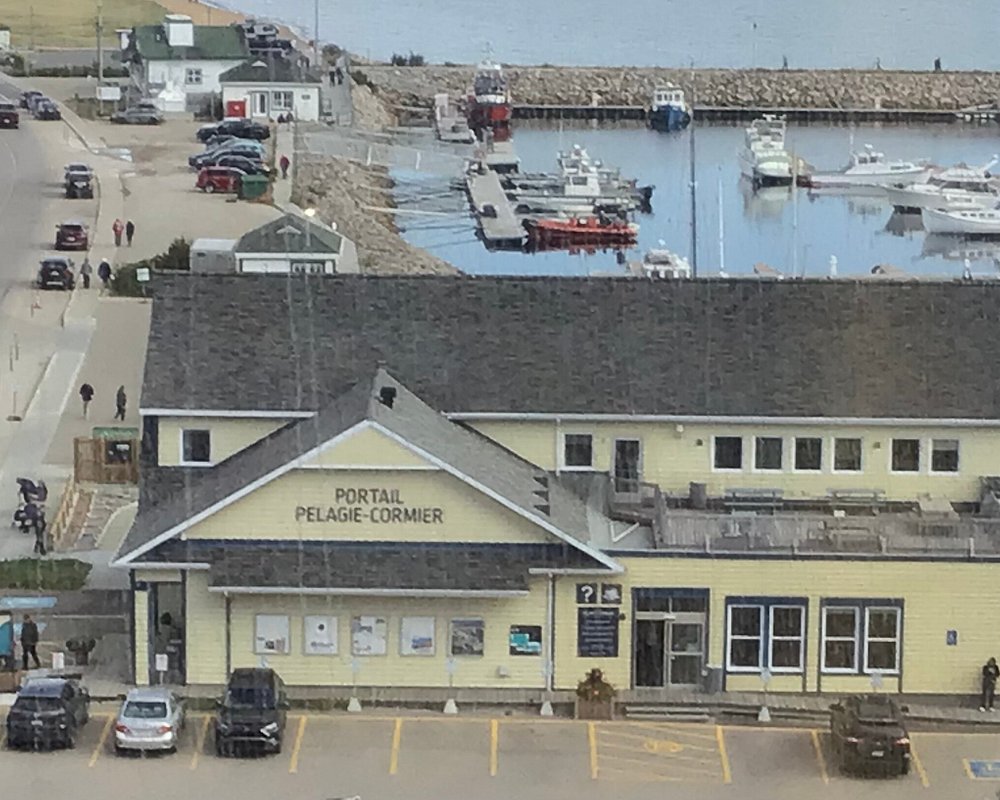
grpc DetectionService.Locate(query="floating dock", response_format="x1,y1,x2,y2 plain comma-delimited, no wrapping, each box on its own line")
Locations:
466,166,525,248
483,139,521,173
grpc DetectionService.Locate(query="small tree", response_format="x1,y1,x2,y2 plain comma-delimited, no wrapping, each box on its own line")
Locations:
111,238,191,296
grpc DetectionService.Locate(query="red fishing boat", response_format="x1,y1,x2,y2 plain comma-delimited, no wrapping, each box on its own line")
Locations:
466,59,512,142
524,216,639,248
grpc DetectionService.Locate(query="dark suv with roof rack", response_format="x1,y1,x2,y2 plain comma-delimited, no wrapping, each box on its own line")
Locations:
214,667,288,756
830,693,911,777
5,678,90,750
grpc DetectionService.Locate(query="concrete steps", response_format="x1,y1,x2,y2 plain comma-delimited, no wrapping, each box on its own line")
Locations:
624,705,713,723
71,484,138,550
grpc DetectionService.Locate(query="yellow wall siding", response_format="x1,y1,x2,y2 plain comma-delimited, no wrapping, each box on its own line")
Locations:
725,674,804,693
224,584,549,688
468,420,986,502
134,590,149,686
134,569,181,583
306,425,431,468
157,417,289,466
185,469,553,543
185,572,228,684
820,675,901,694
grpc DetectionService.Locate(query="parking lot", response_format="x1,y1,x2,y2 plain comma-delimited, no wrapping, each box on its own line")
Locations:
2,705,999,800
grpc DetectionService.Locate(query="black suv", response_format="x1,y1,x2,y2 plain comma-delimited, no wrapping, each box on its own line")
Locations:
830,694,911,777
37,257,75,290
214,668,288,756
6,678,90,749
197,118,270,143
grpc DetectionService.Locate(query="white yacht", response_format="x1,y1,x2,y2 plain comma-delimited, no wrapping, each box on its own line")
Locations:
808,144,931,189
922,200,1000,236
885,158,999,212
738,115,793,187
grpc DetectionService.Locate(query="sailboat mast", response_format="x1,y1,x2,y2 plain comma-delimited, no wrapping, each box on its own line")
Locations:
689,87,698,277
718,173,725,274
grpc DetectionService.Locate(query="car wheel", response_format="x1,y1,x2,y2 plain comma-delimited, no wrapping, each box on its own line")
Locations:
899,759,910,776
205,184,215,194
215,738,226,757
65,730,76,750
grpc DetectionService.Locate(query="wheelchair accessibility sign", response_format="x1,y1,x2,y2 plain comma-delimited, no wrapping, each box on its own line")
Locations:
965,759,1000,779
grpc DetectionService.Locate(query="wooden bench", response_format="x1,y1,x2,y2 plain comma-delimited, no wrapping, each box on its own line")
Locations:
723,488,783,514
827,488,886,511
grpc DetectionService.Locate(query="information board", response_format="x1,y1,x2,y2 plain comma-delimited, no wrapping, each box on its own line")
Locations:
577,607,619,657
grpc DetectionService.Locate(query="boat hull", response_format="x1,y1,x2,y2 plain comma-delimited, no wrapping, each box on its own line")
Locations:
649,105,691,132
921,207,1000,236
809,168,932,189
886,184,996,212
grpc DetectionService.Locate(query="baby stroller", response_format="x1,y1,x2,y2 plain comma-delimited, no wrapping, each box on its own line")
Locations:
12,478,47,533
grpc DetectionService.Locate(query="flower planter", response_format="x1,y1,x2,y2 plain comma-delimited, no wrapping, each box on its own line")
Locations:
575,697,615,721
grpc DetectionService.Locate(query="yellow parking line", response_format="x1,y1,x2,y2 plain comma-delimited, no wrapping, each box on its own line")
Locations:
810,729,829,784
715,725,732,784
910,736,930,788
600,729,719,752
588,721,598,780
599,751,721,776
388,717,402,775
963,758,976,780
288,716,307,774
619,721,720,741
190,715,210,771
489,719,498,777
600,741,721,766
88,714,114,767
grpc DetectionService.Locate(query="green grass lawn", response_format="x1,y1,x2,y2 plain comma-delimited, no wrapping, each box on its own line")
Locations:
0,0,165,48
0,558,92,590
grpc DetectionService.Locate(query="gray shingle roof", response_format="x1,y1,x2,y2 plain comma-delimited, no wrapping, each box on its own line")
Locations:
235,213,343,255
142,274,1000,420
220,58,320,84
128,24,249,62
117,369,612,568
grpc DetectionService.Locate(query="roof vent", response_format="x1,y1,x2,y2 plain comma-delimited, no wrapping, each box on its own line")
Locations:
533,475,549,489
251,60,267,68
378,386,397,408
534,504,551,516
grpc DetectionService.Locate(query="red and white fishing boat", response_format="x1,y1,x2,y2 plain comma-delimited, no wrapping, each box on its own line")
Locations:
524,215,639,248
466,59,512,142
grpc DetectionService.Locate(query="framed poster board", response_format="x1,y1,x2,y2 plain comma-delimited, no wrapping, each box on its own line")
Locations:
254,614,290,654
577,607,619,657
303,615,338,655
509,625,542,656
351,615,388,656
400,616,436,656
449,618,484,657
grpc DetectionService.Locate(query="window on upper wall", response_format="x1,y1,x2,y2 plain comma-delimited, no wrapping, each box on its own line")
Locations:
726,600,807,673
864,607,901,673
931,439,959,473
185,67,203,85
726,605,762,670
714,436,743,470
562,433,593,469
181,429,211,464
820,602,902,675
769,606,805,672
891,438,920,472
271,90,293,110
794,437,822,471
833,437,862,472
754,436,783,470
821,607,859,672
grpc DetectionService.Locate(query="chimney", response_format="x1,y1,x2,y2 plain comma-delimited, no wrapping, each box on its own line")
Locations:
164,14,194,48
378,387,397,408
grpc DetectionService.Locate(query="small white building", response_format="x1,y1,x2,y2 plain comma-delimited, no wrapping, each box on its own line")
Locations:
123,14,250,110
219,57,322,122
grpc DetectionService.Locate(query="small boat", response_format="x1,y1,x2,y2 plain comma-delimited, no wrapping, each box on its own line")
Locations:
808,144,932,189
738,115,793,187
524,215,638,247
921,200,1000,236
466,58,512,142
510,168,646,215
649,85,691,133
636,247,692,278
885,157,999,212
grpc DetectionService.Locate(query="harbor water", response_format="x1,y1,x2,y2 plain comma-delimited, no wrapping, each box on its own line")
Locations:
227,0,998,70
394,122,1000,277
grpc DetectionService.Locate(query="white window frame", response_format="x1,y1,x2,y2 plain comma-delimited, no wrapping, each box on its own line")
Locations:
725,604,763,672
768,605,805,674
831,437,863,474
271,90,293,111
792,436,823,473
752,436,783,473
179,428,212,466
889,438,921,474
184,67,203,86
929,438,960,475
560,432,595,471
863,606,901,675
820,606,859,674
712,435,744,472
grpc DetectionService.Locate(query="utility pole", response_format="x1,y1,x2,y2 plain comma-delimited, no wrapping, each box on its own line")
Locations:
26,7,33,77
96,0,104,115
313,0,320,67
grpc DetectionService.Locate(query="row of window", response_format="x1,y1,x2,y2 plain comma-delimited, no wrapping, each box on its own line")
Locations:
727,600,901,675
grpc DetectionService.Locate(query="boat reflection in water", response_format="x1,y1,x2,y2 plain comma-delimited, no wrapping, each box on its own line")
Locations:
739,180,791,221
884,210,926,236
922,233,1000,266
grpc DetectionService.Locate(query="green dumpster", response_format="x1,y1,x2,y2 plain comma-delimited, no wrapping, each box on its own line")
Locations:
239,174,270,200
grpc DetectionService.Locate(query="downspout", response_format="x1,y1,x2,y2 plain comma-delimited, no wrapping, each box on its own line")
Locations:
546,573,556,694
554,417,562,475
224,592,232,678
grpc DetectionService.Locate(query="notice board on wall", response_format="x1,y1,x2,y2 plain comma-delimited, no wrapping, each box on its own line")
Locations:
577,607,619,657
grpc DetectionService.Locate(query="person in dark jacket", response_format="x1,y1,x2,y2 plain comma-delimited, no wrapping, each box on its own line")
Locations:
982,657,1000,711
115,385,127,421
97,259,112,291
125,219,135,246
21,614,40,669
79,382,94,418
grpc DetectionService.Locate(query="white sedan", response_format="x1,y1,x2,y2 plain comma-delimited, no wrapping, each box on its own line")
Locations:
114,687,185,754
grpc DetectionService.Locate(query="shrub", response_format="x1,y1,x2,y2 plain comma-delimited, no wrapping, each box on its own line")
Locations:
0,558,92,590
390,51,425,67
576,668,616,703
112,238,191,296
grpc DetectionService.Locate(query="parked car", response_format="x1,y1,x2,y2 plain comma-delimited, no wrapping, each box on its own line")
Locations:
55,221,89,250
5,678,90,749
196,118,270,143
214,667,288,756
189,146,264,170
196,166,245,194
830,694,911,777
37,257,75,290
34,100,61,120
203,138,267,156
64,163,94,199
202,133,238,149
114,687,185,754
111,106,164,125
0,101,19,128
19,90,42,110
214,156,269,176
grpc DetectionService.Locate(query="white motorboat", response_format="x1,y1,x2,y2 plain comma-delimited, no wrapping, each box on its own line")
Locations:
921,200,1000,236
885,158,999,212
738,115,793,187
638,248,692,279
808,144,932,189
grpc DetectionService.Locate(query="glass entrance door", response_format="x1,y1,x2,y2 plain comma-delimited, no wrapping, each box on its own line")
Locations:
613,438,641,495
668,621,704,686
634,619,666,687
633,615,705,688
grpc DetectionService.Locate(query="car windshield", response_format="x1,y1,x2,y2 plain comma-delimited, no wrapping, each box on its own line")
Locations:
225,686,274,708
123,701,168,719
16,697,62,712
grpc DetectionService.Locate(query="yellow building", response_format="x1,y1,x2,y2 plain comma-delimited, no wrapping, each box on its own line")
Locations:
116,275,1000,699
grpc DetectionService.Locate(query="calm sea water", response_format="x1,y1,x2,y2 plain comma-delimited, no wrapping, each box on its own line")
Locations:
393,123,1000,277
228,0,996,69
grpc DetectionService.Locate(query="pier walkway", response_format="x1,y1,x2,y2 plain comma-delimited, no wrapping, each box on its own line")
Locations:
466,166,524,248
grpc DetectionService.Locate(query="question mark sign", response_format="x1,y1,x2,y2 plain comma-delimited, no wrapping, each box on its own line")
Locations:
580,584,595,603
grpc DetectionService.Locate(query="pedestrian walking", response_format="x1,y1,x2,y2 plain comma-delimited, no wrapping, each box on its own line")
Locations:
279,154,290,179
98,258,112,291
32,513,47,556
982,657,1000,711
125,219,135,246
112,218,124,246
934,56,942,72
80,257,92,289
20,614,40,669
79,382,94,418
115,385,127,421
